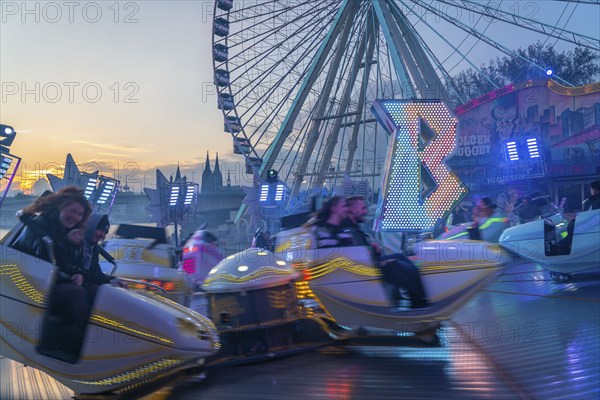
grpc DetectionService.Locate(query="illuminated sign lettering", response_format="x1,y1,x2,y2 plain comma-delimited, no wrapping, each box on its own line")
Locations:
371,100,468,231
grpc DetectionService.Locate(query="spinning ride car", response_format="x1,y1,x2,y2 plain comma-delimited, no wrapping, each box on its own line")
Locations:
277,229,512,334
439,193,568,243
499,209,600,283
189,229,512,366
0,220,219,398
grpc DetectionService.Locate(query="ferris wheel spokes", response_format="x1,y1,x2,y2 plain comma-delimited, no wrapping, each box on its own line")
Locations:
313,13,372,193
212,0,597,215
439,0,599,51
289,2,360,197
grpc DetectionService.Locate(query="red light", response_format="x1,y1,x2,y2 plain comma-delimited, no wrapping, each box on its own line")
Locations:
182,259,196,274
163,281,176,291
183,245,199,254
302,269,312,281
150,280,162,288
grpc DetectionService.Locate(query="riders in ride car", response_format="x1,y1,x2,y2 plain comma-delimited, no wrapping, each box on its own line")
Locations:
343,196,429,310
304,196,354,248
581,180,600,211
12,187,95,360
81,213,126,288
12,188,128,362
447,196,509,242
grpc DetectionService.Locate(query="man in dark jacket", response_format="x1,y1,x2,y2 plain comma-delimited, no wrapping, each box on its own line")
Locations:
582,180,600,211
343,196,429,310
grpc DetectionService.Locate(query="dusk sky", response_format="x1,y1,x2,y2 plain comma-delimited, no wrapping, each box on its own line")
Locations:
1,0,598,194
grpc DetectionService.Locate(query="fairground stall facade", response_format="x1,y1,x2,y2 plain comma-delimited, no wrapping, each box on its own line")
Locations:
448,79,600,213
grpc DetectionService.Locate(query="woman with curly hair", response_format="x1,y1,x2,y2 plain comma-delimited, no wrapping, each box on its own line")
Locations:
14,186,92,265
13,186,94,335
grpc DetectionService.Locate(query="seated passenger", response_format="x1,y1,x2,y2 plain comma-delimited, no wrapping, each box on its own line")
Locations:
343,196,429,310
304,196,354,248
516,196,542,223
13,187,91,268
80,213,126,288
255,230,274,251
468,197,509,242
12,187,94,360
581,180,600,211
552,180,600,255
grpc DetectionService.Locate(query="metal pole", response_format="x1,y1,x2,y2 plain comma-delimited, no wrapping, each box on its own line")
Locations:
173,222,179,246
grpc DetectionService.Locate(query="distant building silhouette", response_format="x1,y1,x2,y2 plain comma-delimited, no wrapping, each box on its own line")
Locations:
201,152,225,194
188,152,245,240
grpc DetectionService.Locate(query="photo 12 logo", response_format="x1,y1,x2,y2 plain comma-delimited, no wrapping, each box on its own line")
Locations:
1,1,140,24
1,81,139,104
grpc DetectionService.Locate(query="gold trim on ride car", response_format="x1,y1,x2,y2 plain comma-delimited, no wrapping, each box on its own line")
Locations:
0,264,46,304
74,358,184,386
204,266,297,285
89,314,174,345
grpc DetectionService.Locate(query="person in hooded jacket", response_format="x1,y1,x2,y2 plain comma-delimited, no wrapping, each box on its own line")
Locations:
79,213,127,290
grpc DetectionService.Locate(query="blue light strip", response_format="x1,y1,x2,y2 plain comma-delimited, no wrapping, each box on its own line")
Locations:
84,177,97,199
169,186,179,206
506,141,519,161
274,184,285,202
259,184,269,202
184,185,195,205
527,138,540,158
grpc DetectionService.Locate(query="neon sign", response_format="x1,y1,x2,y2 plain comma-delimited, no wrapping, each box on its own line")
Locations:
371,100,468,231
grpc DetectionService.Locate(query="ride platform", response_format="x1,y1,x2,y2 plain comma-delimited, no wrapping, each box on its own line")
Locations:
2,261,598,399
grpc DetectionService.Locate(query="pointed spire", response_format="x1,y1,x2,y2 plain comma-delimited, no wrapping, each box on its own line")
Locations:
204,151,212,173
202,151,213,194
214,153,221,174
213,152,223,189
175,162,182,181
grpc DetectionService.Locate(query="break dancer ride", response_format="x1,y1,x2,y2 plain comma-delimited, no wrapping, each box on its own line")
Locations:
183,100,512,362
189,235,511,365
0,202,510,397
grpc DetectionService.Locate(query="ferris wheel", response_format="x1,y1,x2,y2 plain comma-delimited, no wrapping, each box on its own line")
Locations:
211,0,599,203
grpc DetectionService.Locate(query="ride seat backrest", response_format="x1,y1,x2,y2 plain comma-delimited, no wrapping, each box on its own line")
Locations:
539,203,555,216
4,222,26,248
543,221,558,255
543,221,556,242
